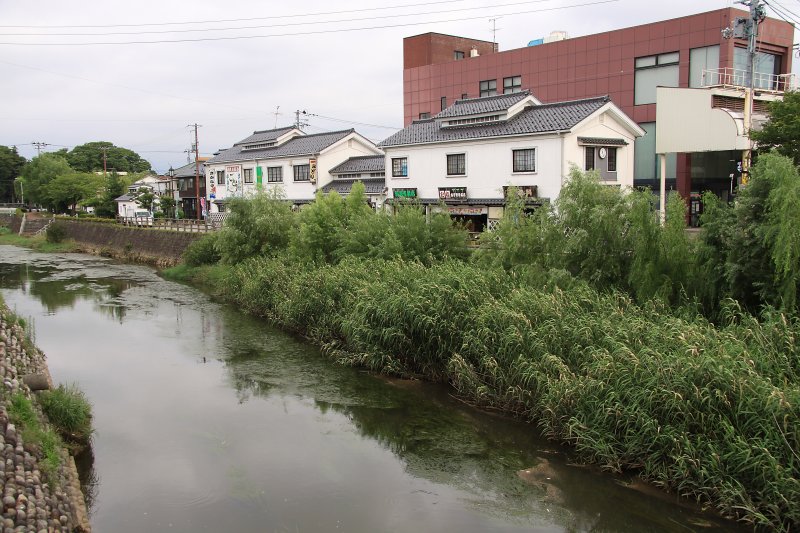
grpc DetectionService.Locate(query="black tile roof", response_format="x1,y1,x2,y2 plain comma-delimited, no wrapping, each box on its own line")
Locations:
171,161,206,178
577,136,629,146
322,178,385,196
207,129,355,165
329,155,385,174
379,96,610,147
435,91,531,119
235,126,296,146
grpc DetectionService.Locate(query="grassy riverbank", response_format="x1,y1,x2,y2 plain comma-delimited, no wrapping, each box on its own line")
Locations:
165,256,800,529
0,226,81,253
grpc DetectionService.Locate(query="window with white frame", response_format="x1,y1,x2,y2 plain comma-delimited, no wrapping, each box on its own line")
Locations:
293,164,310,182
446,153,466,176
512,148,536,172
267,166,282,183
392,157,408,177
503,75,522,94
634,52,679,105
243,168,253,184
479,79,497,97
216,170,226,185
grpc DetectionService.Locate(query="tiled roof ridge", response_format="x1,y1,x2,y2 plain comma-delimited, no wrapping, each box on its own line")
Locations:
341,154,384,160
454,90,531,104
251,126,295,134
533,95,610,109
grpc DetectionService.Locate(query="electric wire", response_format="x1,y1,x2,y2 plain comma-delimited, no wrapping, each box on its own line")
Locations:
0,0,620,46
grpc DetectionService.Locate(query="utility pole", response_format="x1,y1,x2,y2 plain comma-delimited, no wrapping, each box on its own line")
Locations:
31,141,48,156
294,110,308,130
738,0,766,186
273,105,281,128
101,146,108,177
188,123,202,220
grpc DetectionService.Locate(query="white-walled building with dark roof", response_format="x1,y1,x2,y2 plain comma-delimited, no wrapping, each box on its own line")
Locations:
204,126,382,211
378,91,644,231
322,155,386,209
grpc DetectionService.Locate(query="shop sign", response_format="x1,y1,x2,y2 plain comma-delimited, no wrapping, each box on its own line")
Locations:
438,187,467,200
309,158,317,182
502,185,538,199
393,188,418,199
225,165,241,173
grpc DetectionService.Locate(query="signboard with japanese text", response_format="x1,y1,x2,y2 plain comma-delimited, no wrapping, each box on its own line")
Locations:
226,165,241,193
438,187,467,201
393,188,418,199
502,185,538,200
309,159,317,182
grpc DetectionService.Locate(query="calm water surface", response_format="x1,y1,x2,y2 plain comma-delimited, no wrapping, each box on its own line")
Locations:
0,245,739,532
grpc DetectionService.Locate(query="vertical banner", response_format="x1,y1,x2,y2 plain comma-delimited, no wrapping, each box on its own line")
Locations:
256,166,263,186
309,158,317,183
200,197,207,217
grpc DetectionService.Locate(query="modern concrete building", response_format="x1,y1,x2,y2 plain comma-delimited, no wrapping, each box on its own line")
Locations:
402,8,794,203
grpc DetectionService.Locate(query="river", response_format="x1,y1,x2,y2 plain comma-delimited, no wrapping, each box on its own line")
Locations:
0,245,740,532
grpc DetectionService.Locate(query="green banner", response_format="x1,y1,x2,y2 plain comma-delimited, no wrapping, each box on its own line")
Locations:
256,166,263,185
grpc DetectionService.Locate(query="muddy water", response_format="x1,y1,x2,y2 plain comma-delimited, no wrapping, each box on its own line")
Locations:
0,245,740,532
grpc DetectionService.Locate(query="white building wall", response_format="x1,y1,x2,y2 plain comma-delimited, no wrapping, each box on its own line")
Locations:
317,137,383,190
385,135,565,202
563,111,638,188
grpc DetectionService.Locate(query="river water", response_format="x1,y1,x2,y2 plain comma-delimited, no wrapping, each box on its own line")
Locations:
0,245,740,532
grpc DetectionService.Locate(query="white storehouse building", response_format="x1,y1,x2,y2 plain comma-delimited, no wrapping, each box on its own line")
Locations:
204,126,383,212
379,91,644,231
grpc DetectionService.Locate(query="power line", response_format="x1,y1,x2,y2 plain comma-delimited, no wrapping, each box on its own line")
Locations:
0,0,620,46
0,0,558,37
0,0,470,29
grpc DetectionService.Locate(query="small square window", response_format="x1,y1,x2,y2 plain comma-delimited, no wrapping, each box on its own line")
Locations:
503,75,522,94
392,157,408,177
243,168,253,184
512,148,536,172
419,112,431,119
447,153,466,176
479,79,497,97
454,50,465,60
293,164,310,182
461,93,468,99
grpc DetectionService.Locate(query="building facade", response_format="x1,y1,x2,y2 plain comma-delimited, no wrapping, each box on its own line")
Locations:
203,127,382,212
402,8,794,200
322,155,386,209
380,91,643,231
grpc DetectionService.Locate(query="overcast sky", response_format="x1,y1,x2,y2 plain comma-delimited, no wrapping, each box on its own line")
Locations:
1,0,796,172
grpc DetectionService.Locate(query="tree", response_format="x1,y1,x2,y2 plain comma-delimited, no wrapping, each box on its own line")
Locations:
65,141,152,173
158,194,176,218
132,186,155,213
19,153,73,208
751,90,800,165
43,172,104,214
0,146,27,203
88,172,129,218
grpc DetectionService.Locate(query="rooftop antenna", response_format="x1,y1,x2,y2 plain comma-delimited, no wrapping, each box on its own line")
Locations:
273,105,281,128
489,17,501,50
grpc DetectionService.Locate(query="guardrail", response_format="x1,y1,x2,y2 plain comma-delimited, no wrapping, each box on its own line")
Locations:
117,216,221,233
701,68,797,94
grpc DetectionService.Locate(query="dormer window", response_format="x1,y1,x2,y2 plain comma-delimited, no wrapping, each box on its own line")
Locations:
444,114,501,127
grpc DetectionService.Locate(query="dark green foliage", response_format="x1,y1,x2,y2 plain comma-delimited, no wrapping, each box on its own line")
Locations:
183,232,222,267
65,141,151,173
751,90,800,165
45,222,66,244
19,153,73,208
0,145,26,203
39,384,93,443
89,172,129,218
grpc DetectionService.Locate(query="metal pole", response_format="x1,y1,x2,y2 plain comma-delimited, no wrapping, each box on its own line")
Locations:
741,0,763,187
190,123,202,220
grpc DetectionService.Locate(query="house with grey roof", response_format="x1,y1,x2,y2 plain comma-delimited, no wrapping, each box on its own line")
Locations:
321,155,386,208
378,91,644,231
203,126,382,211
170,161,207,218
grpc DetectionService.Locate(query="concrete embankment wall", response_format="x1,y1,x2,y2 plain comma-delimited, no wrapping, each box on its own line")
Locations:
0,214,21,234
58,220,201,267
0,306,91,532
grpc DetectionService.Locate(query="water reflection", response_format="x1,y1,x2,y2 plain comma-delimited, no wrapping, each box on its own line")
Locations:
0,245,742,532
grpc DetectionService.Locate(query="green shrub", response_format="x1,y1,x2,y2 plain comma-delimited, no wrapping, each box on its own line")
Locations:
45,222,66,243
40,384,93,442
183,232,222,266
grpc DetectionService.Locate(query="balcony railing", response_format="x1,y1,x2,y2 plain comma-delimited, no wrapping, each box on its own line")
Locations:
701,68,797,94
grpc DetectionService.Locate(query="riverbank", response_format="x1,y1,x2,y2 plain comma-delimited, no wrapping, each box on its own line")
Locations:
165,257,800,530
0,301,91,532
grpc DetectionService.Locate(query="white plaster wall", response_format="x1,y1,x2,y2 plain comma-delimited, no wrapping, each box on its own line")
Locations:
384,134,565,202
563,111,638,188
317,136,383,189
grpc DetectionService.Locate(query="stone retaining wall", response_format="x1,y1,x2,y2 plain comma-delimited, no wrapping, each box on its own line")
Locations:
57,219,201,268
0,306,91,532
0,214,21,235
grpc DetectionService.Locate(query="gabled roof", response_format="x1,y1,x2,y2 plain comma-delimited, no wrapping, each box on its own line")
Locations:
207,129,355,165
435,91,533,119
172,161,206,178
234,126,297,146
322,177,385,196
380,96,611,147
114,194,134,202
329,155,385,174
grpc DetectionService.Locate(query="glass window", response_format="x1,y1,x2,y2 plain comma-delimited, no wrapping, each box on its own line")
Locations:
392,157,408,177
503,75,522,94
441,96,447,111
634,52,680,105
446,154,466,175
585,147,595,171
689,45,720,88
243,168,253,184
454,50,465,60
419,112,431,119
293,164,310,182
634,122,676,182
479,79,497,97
512,149,536,172
461,93,468,100
607,147,617,172
734,47,781,89
267,166,282,183
216,170,225,185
